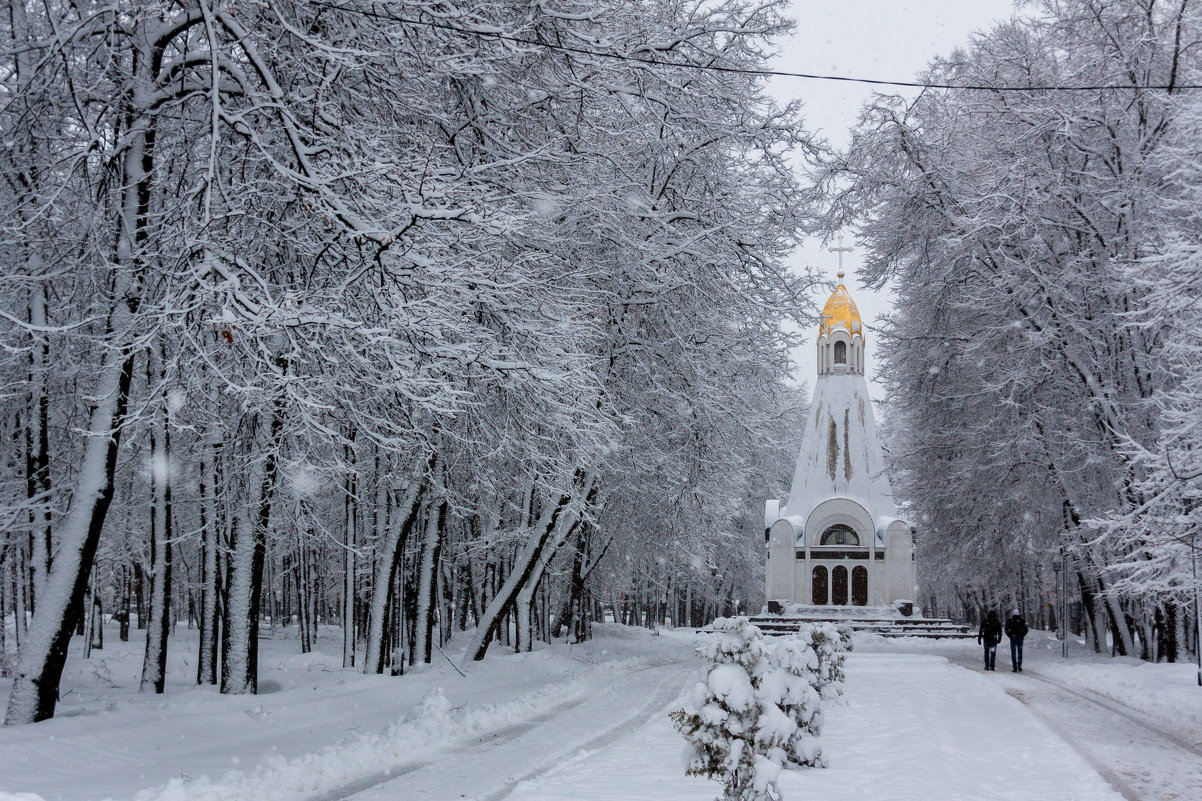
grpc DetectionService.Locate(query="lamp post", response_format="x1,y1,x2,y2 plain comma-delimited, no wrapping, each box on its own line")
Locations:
1053,549,1068,659
1052,557,1062,657
1062,548,1069,659
1193,528,1200,687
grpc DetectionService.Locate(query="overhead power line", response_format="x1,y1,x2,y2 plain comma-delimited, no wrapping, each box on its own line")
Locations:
308,0,1201,92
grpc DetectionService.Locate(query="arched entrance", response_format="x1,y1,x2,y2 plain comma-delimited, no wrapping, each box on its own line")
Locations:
811,566,828,605
832,565,849,605
852,565,868,606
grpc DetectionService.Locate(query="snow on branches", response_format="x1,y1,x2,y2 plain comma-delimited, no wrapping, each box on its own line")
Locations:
671,618,848,801
815,0,1202,655
0,0,818,723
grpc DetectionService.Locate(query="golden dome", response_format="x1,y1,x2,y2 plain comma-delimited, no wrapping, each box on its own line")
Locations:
819,273,863,339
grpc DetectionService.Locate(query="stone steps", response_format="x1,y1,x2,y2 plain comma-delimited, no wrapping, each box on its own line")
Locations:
746,614,973,640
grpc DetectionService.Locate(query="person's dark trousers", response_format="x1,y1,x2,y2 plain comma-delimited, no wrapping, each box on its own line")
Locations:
983,644,997,670
1010,638,1023,671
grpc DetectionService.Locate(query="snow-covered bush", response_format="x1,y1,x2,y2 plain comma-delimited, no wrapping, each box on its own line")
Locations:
804,622,852,701
671,617,826,801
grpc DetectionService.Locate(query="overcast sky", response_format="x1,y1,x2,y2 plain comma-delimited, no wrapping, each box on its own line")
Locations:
768,0,1018,398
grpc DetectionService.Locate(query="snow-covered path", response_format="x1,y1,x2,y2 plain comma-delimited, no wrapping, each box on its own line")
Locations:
995,674,1202,801
0,627,697,801
335,660,693,801
939,647,1202,801
506,650,1127,801
5,626,1201,801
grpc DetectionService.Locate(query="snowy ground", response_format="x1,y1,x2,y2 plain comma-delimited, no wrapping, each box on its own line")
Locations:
0,624,696,801
2,622,1201,801
864,630,1202,749
863,631,1202,800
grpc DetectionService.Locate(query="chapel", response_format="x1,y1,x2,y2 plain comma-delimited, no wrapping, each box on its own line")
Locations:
764,274,916,607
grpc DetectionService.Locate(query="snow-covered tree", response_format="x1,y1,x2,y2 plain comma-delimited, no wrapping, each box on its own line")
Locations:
672,618,832,801
815,0,1200,657
2,0,816,722
1088,58,1202,657
805,622,851,700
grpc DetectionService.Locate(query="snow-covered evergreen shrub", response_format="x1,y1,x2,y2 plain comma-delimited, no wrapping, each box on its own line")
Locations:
804,622,851,701
671,617,825,801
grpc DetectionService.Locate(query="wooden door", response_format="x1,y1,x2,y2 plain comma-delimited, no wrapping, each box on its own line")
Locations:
811,566,828,605
852,566,868,606
832,565,849,605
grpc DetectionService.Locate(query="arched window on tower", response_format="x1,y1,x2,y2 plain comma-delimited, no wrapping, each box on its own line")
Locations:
834,340,847,365
820,524,859,546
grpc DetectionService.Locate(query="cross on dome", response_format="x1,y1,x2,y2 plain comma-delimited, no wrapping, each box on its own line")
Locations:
822,238,862,339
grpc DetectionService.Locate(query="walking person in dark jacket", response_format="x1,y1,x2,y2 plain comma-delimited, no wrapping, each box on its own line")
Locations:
978,610,1002,671
1005,608,1029,672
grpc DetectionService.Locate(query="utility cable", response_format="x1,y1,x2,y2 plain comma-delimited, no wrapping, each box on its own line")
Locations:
306,0,1202,92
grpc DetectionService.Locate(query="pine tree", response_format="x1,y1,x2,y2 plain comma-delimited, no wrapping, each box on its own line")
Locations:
671,618,838,801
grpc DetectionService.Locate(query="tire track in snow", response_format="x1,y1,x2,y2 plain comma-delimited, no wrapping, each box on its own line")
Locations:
998,685,1142,801
280,684,598,801
1019,667,1202,759
479,663,694,801
948,654,1202,801
311,658,694,801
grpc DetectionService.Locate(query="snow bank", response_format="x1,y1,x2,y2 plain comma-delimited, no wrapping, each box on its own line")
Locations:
129,664,635,801
0,623,695,801
1036,655,1202,744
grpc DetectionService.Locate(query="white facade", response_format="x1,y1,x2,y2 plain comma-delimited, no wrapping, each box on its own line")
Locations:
765,277,916,607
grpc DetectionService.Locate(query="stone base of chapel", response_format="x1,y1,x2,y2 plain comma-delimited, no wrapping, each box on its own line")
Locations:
749,603,972,639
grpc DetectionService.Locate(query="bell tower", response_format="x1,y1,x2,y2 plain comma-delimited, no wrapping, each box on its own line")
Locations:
815,273,865,376
764,262,915,609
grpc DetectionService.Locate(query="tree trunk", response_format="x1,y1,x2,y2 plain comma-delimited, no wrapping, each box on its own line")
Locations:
2,341,137,724
197,440,222,684
554,528,587,640
515,578,534,653
364,475,424,673
90,597,103,651
413,499,446,665
454,556,473,632
1159,604,1179,662
141,350,172,694
82,575,94,661
1102,583,1134,657
0,560,8,676
222,512,260,696
12,542,28,645
11,0,54,619
119,565,130,642
294,529,312,654
1077,571,1103,654
221,393,285,695
133,561,146,629
26,283,52,613
467,486,584,662
342,441,357,669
